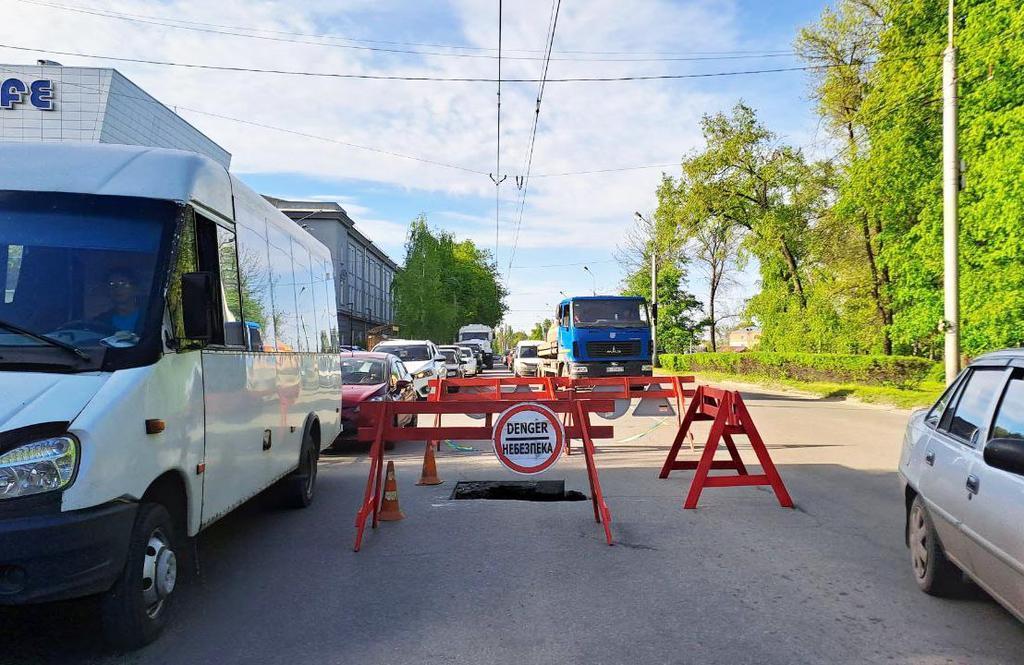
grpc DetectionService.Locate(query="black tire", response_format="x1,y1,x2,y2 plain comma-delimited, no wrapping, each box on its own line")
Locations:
908,495,965,596
100,503,180,650
408,414,418,427
280,433,318,509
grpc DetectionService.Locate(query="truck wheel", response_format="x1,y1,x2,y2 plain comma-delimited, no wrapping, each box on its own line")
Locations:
280,434,318,509
100,503,180,650
908,496,964,596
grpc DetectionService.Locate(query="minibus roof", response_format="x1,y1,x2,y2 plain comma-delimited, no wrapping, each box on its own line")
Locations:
0,142,233,221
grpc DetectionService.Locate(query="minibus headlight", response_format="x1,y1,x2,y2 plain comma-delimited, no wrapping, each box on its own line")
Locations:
0,436,78,500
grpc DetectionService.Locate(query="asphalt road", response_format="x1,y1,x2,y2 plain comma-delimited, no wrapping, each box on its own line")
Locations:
4,368,1023,664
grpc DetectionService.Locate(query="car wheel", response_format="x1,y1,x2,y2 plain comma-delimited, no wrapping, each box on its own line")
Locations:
280,433,318,509
908,495,965,596
100,503,180,650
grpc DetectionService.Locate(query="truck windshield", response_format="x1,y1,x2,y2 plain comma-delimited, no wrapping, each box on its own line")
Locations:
573,299,648,327
0,191,176,367
377,344,430,361
518,346,539,358
460,332,491,341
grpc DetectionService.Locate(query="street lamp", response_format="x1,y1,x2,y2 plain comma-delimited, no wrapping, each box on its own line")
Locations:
582,265,596,296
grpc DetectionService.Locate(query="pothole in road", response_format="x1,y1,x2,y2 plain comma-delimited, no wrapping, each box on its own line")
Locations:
451,480,587,502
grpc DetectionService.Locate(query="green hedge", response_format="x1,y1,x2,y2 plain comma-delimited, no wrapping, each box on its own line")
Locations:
659,352,939,388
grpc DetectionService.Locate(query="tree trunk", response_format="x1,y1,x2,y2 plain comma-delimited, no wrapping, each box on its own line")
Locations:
859,213,893,354
779,240,807,307
708,267,718,352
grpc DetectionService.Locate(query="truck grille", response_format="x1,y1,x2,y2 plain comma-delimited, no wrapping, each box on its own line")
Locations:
586,341,641,358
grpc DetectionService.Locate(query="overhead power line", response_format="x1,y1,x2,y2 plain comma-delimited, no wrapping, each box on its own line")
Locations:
0,66,488,175
0,43,932,83
504,0,562,282
15,0,800,63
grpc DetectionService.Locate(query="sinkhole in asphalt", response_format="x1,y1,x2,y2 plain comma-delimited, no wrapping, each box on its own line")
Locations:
451,480,587,502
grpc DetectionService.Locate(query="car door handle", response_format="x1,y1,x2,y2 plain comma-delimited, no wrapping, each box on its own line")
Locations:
966,474,980,495
924,450,935,466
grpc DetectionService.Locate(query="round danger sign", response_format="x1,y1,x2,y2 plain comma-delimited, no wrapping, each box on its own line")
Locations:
492,402,564,475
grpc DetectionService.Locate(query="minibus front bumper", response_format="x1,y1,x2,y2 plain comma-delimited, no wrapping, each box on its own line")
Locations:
0,499,137,604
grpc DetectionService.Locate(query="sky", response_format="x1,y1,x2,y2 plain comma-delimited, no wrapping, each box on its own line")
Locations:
3,0,835,331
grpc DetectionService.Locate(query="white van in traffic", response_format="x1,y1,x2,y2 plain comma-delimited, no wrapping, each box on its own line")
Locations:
0,144,342,648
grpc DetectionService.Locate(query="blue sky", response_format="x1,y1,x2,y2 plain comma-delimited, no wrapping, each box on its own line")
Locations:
7,0,835,331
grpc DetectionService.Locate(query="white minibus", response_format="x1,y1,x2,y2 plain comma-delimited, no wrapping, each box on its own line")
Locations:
0,143,341,648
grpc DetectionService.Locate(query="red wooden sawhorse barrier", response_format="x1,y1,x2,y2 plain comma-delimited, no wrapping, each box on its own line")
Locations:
426,375,697,455
353,396,618,552
659,386,793,509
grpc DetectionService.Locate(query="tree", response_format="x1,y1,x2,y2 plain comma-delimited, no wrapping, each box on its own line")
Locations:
529,319,552,341
392,215,508,342
616,209,703,354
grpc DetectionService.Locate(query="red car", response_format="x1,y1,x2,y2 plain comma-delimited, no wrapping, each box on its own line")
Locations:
336,351,419,448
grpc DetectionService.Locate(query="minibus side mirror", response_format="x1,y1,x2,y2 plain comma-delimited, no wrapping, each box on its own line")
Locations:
181,271,216,341
984,438,1024,476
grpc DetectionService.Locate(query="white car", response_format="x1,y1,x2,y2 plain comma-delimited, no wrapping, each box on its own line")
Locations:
455,345,479,376
899,348,1024,622
513,341,543,377
437,345,464,378
371,339,445,398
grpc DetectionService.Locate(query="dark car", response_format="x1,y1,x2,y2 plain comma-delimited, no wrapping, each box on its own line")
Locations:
334,351,418,450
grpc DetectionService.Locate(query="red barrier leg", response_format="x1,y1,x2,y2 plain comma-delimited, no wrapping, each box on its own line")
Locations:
658,386,703,479
354,407,388,551
683,393,731,509
722,433,749,476
733,394,794,508
576,402,613,545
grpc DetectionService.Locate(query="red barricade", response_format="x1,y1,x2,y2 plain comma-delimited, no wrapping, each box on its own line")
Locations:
426,375,696,455
352,396,617,551
658,386,793,509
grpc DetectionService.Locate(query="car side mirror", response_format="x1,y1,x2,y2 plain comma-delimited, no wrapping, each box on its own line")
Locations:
984,438,1024,475
394,379,411,390
181,271,216,340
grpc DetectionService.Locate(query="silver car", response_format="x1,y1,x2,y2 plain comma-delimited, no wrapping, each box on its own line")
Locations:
899,349,1024,621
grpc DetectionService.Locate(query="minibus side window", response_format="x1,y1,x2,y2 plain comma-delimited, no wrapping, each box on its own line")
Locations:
167,210,200,349
215,225,245,348
2,244,23,304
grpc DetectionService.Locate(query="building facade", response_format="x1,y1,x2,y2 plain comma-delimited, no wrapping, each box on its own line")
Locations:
0,63,230,167
265,198,398,348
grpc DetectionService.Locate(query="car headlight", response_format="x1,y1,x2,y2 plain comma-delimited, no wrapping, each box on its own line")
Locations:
413,369,431,379
0,435,78,500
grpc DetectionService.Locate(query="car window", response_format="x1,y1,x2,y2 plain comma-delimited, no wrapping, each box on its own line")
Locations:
394,360,411,381
991,371,1024,441
925,372,965,428
941,367,1006,443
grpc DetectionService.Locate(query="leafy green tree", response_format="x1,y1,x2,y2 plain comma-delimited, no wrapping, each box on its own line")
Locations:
392,215,508,342
529,319,552,340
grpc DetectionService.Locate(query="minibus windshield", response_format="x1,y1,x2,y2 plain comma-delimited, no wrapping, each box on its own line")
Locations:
0,191,176,367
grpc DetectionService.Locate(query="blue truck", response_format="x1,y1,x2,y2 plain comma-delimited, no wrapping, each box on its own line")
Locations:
537,295,654,377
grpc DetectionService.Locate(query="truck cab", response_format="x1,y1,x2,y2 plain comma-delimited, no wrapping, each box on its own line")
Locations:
539,296,653,377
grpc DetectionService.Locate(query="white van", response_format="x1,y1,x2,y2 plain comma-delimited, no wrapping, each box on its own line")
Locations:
0,144,341,648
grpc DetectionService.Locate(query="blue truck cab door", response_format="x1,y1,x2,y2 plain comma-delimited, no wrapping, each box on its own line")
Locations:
557,301,573,361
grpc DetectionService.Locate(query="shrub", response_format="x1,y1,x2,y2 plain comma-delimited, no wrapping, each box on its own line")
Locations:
659,352,939,388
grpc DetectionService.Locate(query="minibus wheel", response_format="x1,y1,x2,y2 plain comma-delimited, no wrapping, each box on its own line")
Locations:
281,435,318,509
100,503,179,650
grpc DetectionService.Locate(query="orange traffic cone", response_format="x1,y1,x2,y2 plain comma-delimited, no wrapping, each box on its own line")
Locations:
378,461,405,521
416,440,443,486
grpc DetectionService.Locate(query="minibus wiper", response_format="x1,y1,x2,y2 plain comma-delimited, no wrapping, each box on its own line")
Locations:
0,318,90,361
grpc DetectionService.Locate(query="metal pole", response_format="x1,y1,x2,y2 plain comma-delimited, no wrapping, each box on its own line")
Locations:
942,0,960,384
650,248,658,367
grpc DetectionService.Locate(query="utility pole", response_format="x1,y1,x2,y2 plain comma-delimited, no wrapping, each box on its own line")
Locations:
636,212,658,368
942,0,960,384
650,247,658,367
